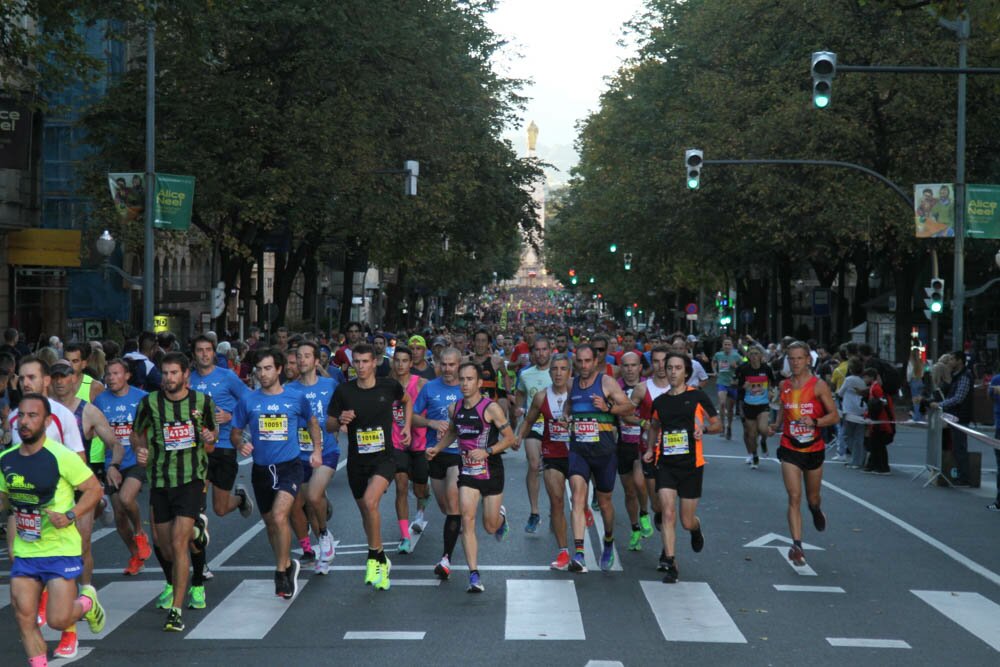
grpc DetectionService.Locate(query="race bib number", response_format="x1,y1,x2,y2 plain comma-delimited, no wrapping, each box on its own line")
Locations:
392,403,405,426
163,421,195,451
621,424,642,438
549,421,570,443
298,427,313,452
15,508,42,542
461,451,489,479
357,427,386,454
258,414,289,442
530,414,545,435
661,430,690,456
574,419,600,444
112,421,133,445
789,420,816,445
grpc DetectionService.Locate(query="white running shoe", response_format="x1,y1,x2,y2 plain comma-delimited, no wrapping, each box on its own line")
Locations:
411,511,428,534
319,530,335,562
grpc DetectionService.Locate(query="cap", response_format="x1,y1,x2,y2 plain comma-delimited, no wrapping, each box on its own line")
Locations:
51,359,74,376
431,336,448,347
408,335,427,348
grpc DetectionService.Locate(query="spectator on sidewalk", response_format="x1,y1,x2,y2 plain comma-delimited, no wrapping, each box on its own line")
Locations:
929,352,974,487
837,358,867,467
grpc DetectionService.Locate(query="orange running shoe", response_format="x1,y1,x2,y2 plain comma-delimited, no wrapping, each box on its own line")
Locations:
124,554,145,576
54,631,78,658
135,532,152,560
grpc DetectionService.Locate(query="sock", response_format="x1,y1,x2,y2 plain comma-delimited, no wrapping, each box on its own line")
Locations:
666,555,675,564
529,512,539,518
153,544,173,584
574,539,585,554
191,547,206,586
443,514,461,559
375,549,387,564
604,531,613,543
470,568,479,577
399,519,411,540
29,655,48,667
639,510,649,517
793,539,803,549
76,594,93,615
367,548,377,561
559,547,568,554
631,523,641,532
299,537,312,553
809,504,822,514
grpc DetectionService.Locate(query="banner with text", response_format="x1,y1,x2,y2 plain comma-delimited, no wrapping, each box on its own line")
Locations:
966,184,1000,239
108,172,195,230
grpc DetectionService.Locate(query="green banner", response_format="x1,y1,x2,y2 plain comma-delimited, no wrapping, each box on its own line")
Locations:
108,172,195,230
966,184,1000,239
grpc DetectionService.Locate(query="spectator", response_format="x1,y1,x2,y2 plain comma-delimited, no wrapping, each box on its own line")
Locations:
862,367,895,475
929,351,974,486
837,358,867,466
0,328,19,360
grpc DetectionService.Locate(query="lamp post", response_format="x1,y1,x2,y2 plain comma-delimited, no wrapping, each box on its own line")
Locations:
96,230,143,288
143,8,156,332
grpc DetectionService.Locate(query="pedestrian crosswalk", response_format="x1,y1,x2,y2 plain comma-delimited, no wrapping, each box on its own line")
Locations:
4,578,999,653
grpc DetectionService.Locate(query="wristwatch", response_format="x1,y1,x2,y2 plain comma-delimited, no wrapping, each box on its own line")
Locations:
485,446,494,456
65,510,77,524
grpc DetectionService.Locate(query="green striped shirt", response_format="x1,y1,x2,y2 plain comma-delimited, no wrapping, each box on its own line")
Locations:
134,390,216,489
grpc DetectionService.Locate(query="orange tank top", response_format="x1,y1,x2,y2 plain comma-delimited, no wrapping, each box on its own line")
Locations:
780,375,825,452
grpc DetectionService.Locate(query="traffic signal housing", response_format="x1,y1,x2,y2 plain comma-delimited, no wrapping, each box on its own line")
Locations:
624,253,633,271
684,149,703,189
811,51,836,108
924,278,945,317
609,243,617,253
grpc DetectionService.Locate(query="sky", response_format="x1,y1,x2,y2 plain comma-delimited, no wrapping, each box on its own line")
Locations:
486,0,646,184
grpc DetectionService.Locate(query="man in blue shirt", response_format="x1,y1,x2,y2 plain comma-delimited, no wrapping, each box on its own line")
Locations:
232,348,322,599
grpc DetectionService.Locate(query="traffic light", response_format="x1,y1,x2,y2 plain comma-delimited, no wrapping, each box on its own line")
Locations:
571,276,578,285
719,314,732,326
568,269,576,277
625,307,633,318
811,51,836,108
624,253,632,271
609,243,617,253
924,278,945,317
684,149,703,189
589,276,595,284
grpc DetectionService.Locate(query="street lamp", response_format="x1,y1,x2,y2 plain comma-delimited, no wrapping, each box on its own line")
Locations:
868,270,882,290
96,230,142,288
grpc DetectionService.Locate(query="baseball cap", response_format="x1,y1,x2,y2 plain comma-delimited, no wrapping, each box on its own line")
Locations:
408,335,427,348
51,359,74,376
431,336,448,347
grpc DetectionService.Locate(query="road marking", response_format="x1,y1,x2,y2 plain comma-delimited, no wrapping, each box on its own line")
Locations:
208,520,265,569
187,579,308,640
0,584,8,610
912,590,1000,651
584,662,624,667
50,647,95,664
826,638,911,649
640,581,747,644
744,532,823,550
822,479,1000,587
777,549,818,576
43,581,162,640
216,564,553,572
91,527,117,543
344,631,425,640
505,579,585,640
392,579,441,586
774,585,845,593
587,487,623,572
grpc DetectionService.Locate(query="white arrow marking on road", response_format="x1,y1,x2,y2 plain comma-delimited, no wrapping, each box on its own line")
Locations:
743,532,823,550
912,590,1000,652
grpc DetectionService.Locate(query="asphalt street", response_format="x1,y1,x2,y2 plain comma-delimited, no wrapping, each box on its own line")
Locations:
3,421,1000,666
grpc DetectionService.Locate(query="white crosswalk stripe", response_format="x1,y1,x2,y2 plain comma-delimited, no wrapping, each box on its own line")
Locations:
505,579,585,640
640,581,747,644
912,590,1000,652
0,583,8,611
186,579,308,640
42,581,163,641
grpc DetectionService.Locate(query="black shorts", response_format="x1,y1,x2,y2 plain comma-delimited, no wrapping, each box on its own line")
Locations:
777,446,824,471
742,404,769,420
251,459,303,515
458,459,505,497
542,456,569,478
642,459,657,480
654,465,704,499
428,452,462,480
150,480,205,523
347,456,396,500
616,443,641,475
393,448,429,485
106,465,146,495
207,448,239,491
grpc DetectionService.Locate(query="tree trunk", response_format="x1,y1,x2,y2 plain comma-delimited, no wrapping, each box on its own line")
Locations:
272,243,311,329
852,254,870,328
340,246,355,328
777,254,793,336
893,257,920,365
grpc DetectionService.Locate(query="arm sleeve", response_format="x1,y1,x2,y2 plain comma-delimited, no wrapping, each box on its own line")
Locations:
940,374,971,409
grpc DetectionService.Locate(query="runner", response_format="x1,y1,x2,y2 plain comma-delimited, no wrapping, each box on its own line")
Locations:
566,343,634,572
643,352,721,583
517,353,572,569
326,343,407,590
189,335,253,590
231,348,319,598
669,335,709,388
407,335,437,381
2,393,107,666
427,362,515,592
64,343,107,477
615,351,653,551
768,341,839,567
735,345,777,468
93,359,153,576
287,341,340,573
389,345,428,554
712,337,742,439
513,336,553,533
467,328,510,414
131,352,219,631
412,347,463,579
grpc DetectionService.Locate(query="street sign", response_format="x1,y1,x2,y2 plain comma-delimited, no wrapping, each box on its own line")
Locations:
812,288,830,316
685,302,698,314
685,313,698,321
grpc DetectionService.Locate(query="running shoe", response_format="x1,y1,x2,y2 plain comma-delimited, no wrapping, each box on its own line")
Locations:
300,548,317,566
315,558,330,575
80,584,106,634
319,530,335,561
875,469,892,476
725,426,732,440
495,506,510,542
187,585,206,610
657,550,670,572
234,483,254,518
123,554,145,576
550,550,571,571
283,559,301,599
584,507,595,528
809,506,827,532
524,512,540,533
37,589,48,626
600,540,615,571
99,495,115,527
830,454,846,462
639,513,654,538
691,526,705,553
411,510,428,534
568,552,588,573
662,561,679,584
374,558,391,591
628,529,642,552
467,572,484,593
365,558,379,585
987,502,1000,512
398,537,412,554
135,531,152,560
434,556,451,580
788,544,807,566
275,569,286,597
156,584,174,609
54,631,78,658
745,455,753,465
591,497,600,511
202,564,214,581
163,607,185,632
192,513,210,551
